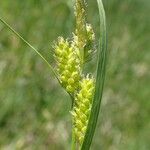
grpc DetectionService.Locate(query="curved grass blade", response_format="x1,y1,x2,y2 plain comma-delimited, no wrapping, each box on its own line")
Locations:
0,17,59,81
81,0,107,149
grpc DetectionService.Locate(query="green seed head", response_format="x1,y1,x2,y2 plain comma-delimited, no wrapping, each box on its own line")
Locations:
72,75,95,144
54,37,81,94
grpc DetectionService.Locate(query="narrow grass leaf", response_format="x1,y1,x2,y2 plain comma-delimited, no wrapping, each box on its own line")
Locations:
0,17,59,81
81,0,107,149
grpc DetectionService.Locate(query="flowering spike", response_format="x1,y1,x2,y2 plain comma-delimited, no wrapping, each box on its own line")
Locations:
72,75,95,144
54,37,81,94
74,1,95,63
75,0,87,49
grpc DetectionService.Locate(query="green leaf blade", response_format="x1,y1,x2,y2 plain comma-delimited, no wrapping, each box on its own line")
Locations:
0,17,59,82
81,0,107,149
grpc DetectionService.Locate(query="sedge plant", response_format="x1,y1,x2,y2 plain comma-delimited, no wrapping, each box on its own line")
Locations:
0,0,107,149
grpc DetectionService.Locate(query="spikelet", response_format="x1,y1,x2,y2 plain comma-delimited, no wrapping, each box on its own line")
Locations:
86,24,95,42
84,23,95,60
54,37,81,94
75,0,87,50
71,75,95,144
74,0,95,63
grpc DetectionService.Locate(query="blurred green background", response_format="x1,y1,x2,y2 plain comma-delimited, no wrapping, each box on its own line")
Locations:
0,0,149,149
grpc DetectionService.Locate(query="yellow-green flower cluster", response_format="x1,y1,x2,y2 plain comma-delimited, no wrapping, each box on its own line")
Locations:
72,75,95,144
54,37,81,94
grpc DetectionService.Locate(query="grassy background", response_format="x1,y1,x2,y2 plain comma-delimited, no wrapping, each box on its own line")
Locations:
0,0,149,149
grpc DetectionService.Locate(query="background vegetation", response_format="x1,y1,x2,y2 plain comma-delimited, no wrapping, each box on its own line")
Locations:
0,0,149,149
